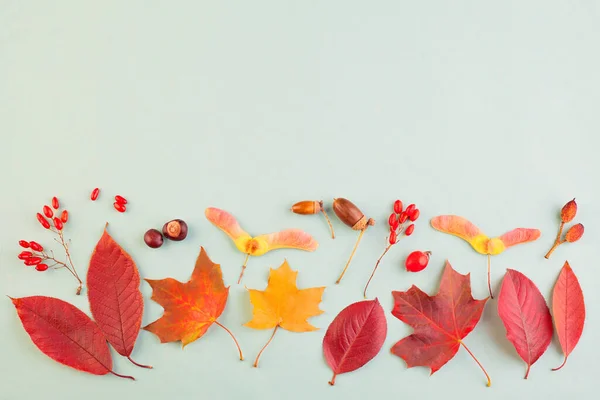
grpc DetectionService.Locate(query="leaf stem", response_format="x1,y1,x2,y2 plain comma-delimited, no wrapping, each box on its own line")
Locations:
321,209,335,239
460,341,491,387
328,372,337,386
524,364,531,379
336,229,366,284
109,370,135,380
214,320,244,361
545,222,565,259
363,244,393,299
487,254,493,299
237,254,250,284
253,325,279,367
552,356,568,371
126,356,152,369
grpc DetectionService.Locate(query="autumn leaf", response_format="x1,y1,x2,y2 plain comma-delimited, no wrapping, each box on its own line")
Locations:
245,260,325,367
497,269,553,379
143,247,243,360
431,215,540,298
10,296,134,380
552,261,585,371
87,225,149,368
391,261,491,387
323,299,387,386
205,207,318,283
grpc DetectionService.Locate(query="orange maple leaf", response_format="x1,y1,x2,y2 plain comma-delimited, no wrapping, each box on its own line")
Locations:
245,260,325,367
143,247,243,359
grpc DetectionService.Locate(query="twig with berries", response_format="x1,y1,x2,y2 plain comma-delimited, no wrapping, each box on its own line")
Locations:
19,197,83,295
544,198,585,259
363,200,419,298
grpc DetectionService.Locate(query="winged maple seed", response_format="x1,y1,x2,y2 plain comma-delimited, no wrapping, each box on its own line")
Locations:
205,207,318,283
245,260,325,367
143,247,243,360
431,215,540,298
391,261,491,387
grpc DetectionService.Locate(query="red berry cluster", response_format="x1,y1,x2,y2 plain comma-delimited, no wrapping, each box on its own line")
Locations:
23,196,83,294
387,200,420,245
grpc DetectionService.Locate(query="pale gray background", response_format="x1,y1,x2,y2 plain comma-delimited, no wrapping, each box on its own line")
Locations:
0,1,597,399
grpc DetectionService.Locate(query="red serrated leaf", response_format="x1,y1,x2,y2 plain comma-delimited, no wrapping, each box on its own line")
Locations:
87,225,149,368
391,261,491,386
552,261,585,371
323,299,387,386
10,296,133,380
497,269,553,379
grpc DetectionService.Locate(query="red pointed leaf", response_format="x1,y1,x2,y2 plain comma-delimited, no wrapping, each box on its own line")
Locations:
87,226,147,367
552,261,585,371
391,261,490,386
11,296,132,379
323,299,387,386
497,269,553,379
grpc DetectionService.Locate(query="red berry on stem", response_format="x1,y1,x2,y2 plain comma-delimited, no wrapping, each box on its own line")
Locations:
114,202,126,213
26,257,42,265
115,195,128,205
19,240,30,248
389,230,398,245
409,209,420,221
399,212,408,223
405,204,416,214
18,251,33,260
36,264,49,272
405,224,415,236
53,217,63,230
43,205,54,218
29,241,43,252
389,218,399,231
393,200,403,214
52,197,59,209
405,250,431,272
388,213,398,226
61,210,69,223
36,213,51,229
91,188,100,201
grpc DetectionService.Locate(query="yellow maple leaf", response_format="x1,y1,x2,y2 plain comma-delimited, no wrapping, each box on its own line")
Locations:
245,260,325,367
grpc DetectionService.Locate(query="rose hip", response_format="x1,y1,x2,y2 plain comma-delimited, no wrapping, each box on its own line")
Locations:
114,202,126,213
405,251,431,272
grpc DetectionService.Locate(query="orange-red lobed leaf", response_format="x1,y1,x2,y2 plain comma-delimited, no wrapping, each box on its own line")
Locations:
144,247,229,347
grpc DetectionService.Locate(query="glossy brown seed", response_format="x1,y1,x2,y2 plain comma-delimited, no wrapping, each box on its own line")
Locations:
291,200,322,215
163,219,188,241
144,229,164,248
333,198,374,230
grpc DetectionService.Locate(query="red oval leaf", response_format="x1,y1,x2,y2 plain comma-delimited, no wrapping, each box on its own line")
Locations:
11,296,132,379
323,299,387,386
88,226,148,368
497,269,553,379
552,261,585,371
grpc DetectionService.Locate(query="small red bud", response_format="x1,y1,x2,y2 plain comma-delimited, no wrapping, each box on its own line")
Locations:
565,223,584,243
51,197,59,209
393,200,403,214
36,213,51,229
405,224,415,236
561,198,577,223
19,240,30,248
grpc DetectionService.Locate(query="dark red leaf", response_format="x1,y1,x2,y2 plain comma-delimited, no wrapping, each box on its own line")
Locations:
11,296,133,379
87,225,149,368
323,299,387,386
497,269,553,379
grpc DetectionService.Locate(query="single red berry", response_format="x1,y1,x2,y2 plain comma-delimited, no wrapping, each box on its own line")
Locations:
36,263,49,272
19,240,30,248
409,208,420,221
114,202,126,213
91,187,100,201
399,212,408,223
18,251,33,260
393,200,403,214
405,250,431,272
389,230,398,245
389,218,399,231
25,257,42,266
36,213,51,229
52,197,59,209
29,241,43,252
60,210,69,223
53,217,63,230
115,195,128,205
388,213,398,226
405,204,416,214
405,224,415,236
43,205,54,218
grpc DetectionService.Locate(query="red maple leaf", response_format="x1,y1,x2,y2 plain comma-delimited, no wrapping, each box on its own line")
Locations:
391,261,491,386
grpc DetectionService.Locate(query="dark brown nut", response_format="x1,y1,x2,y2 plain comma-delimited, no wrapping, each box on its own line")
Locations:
162,219,188,241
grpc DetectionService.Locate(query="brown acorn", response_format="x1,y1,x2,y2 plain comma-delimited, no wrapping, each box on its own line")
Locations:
291,200,335,239
332,198,375,284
